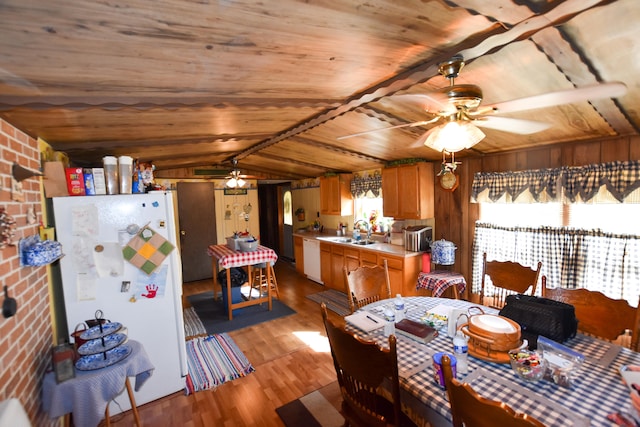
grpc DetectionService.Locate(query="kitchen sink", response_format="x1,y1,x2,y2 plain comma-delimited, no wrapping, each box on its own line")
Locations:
352,240,376,245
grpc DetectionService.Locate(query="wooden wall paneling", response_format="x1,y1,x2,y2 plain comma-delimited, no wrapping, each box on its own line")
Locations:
525,149,551,170
463,157,482,301
568,140,602,166
480,154,501,173
630,136,640,159
601,137,630,163
549,146,563,168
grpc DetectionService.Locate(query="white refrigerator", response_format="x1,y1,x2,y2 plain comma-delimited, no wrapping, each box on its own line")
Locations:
52,191,187,413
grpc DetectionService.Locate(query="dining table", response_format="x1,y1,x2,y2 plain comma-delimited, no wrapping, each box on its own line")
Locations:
348,296,640,427
207,243,278,320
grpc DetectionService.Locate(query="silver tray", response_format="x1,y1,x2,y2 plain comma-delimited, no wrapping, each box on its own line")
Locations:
79,322,123,340
77,333,128,356
75,344,132,371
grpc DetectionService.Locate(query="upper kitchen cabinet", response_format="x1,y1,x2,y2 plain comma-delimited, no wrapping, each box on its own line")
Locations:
382,162,434,219
320,174,353,216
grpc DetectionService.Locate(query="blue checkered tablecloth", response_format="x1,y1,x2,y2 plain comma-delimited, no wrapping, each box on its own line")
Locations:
349,297,640,427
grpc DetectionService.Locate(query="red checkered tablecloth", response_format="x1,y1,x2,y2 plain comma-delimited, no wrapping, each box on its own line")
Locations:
416,270,466,298
207,244,278,269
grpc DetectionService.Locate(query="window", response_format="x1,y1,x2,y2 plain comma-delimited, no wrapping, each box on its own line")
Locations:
476,202,640,304
353,196,391,233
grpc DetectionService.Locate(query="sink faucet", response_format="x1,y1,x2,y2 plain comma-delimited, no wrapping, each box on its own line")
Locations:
353,219,371,240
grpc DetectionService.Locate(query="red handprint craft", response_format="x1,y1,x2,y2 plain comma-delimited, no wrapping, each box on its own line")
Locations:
141,284,158,298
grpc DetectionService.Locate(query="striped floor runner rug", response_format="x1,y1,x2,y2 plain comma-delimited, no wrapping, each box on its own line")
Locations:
183,307,207,338
184,334,255,394
306,289,351,316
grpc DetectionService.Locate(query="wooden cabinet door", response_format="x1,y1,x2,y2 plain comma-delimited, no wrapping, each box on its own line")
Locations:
330,245,346,292
294,236,304,274
320,242,332,286
382,167,399,218
320,174,353,215
397,165,420,219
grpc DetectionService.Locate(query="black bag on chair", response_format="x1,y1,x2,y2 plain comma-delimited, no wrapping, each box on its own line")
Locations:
499,294,578,348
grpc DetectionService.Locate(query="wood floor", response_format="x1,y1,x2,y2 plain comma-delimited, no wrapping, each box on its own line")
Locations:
104,260,345,427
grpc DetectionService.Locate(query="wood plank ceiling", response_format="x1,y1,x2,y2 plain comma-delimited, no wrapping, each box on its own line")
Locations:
0,0,638,180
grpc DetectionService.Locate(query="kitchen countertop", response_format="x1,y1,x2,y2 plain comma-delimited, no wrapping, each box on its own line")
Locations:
294,231,422,258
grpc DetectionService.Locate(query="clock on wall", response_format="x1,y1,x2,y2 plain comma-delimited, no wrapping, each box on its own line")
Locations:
439,170,459,191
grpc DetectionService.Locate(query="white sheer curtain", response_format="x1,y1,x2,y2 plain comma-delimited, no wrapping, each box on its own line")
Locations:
472,223,640,305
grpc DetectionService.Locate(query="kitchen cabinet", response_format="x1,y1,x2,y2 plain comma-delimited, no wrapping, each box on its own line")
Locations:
382,162,434,219
320,174,353,215
320,242,332,286
294,236,304,274
376,252,421,297
330,245,346,292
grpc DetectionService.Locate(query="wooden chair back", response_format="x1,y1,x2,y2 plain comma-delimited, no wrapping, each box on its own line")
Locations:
441,354,545,427
344,259,391,314
481,253,542,308
542,277,640,351
320,303,403,427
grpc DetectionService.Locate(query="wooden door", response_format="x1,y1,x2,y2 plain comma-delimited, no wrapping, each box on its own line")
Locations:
177,182,217,282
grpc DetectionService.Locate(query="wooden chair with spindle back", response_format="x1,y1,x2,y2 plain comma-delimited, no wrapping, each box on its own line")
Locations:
542,277,640,351
480,253,542,309
441,354,545,427
320,303,417,427
344,259,391,314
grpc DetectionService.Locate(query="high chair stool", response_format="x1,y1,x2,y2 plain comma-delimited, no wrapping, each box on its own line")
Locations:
248,261,279,300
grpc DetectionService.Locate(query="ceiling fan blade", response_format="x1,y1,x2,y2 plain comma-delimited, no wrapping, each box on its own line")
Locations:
337,118,439,140
487,82,627,114
473,116,551,134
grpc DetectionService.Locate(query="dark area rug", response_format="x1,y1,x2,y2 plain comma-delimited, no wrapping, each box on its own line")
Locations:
188,291,296,334
306,289,351,316
276,382,344,427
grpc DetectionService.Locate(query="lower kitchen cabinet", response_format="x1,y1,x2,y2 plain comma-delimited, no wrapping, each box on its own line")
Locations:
320,242,332,287
296,236,422,297
294,236,304,274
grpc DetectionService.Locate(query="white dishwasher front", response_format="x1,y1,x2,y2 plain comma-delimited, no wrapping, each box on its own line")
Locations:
302,238,323,284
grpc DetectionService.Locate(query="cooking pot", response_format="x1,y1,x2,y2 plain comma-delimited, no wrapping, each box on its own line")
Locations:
431,239,457,265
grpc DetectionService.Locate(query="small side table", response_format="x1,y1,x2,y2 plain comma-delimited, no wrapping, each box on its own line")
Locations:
42,340,154,427
416,270,466,299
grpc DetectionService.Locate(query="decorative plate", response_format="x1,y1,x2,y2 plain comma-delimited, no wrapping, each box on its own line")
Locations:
79,322,123,340
75,344,132,371
77,333,128,356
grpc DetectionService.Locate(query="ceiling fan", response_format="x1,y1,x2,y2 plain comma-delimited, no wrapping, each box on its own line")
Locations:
338,55,627,152
225,159,248,188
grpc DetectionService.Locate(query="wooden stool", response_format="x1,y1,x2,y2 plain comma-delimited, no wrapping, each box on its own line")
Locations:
249,262,279,299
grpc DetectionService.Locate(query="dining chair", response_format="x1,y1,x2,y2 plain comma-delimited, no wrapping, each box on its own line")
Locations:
480,253,542,309
344,259,391,314
542,277,640,351
320,303,417,427
441,354,545,427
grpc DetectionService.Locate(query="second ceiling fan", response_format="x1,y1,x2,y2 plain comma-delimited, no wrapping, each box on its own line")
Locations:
339,55,627,153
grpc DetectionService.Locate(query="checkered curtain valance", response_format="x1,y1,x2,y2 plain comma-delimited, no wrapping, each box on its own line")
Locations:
350,171,382,198
471,160,640,204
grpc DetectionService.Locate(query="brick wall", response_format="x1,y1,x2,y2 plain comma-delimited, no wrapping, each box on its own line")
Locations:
0,118,54,426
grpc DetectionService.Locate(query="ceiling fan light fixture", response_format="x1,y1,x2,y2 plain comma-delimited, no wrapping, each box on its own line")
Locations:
424,120,485,153
226,159,246,188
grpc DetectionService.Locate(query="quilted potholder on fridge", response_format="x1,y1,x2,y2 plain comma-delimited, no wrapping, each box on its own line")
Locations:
122,225,175,275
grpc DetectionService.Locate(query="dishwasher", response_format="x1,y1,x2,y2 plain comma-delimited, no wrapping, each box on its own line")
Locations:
303,238,323,284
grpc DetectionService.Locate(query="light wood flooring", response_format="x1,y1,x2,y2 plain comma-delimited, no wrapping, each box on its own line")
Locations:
104,260,344,426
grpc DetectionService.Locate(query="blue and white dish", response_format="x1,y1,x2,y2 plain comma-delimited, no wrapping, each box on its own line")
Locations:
77,333,128,356
75,344,132,371
79,322,123,340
